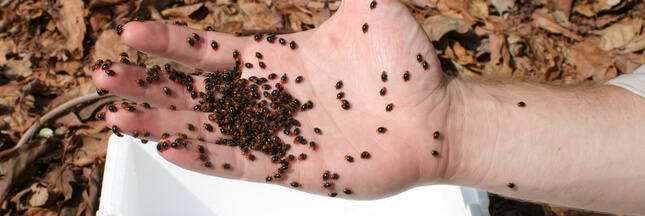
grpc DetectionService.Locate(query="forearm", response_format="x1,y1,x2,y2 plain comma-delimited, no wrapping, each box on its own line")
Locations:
445,78,645,214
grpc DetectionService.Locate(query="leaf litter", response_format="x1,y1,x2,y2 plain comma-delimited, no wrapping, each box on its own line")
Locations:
1,0,642,215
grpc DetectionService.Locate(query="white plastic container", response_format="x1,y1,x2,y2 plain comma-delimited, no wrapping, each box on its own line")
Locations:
97,135,490,216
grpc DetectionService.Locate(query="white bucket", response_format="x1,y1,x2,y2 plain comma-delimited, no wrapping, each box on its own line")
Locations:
97,135,490,216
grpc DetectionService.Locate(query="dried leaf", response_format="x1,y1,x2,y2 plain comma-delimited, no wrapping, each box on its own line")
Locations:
22,208,58,216
421,15,474,41
160,3,203,19
597,18,643,51
0,39,16,66
92,30,138,63
531,8,583,41
468,0,489,20
38,164,82,201
570,42,616,81
487,0,515,16
54,0,87,60
66,135,106,167
3,54,33,80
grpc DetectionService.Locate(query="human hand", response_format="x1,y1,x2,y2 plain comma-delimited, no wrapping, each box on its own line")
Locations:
93,0,461,199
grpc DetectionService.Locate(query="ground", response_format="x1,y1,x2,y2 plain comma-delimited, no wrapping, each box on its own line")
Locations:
0,0,643,215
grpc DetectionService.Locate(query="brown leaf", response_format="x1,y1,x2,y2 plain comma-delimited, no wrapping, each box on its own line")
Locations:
160,3,203,19
22,208,58,216
531,8,583,41
3,54,33,80
597,18,643,51
54,0,87,60
38,164,82,201
66,135,106,167
570,41,616,81
0,39,16,66
92,29,138,64
0,139,52,203
421,15,474,41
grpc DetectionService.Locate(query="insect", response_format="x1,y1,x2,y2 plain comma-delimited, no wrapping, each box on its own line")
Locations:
266,176,273,182
381,71,388,82
295,76,303,83
328,192,338,197
210,40,218,50
290,181,300,187
386,103,393,112
422,60,428,69
323,182,333,188
362,23,369,33
274,173,282,179
267,35,275,43
186,123,195,131
335,80,343,89
377,127,387,134
161,141,169,150
361,151,371,159
298,153,307,160
197,154,207,161
245,63,253,69
192,33,200,41
517,101,526,107
403,71,410,82
197,145,205,154
96,88,109,96
161,133,170,139
136,79,144,86
196,137,204,141
341,101,351,110
281,74,288,83
507,182,515,188
204,124,213,132
116,24,123,35
416,53,423,62
170,142,178,149
289,41,297,50
221,163,231,170
204,26,214,31
309,141,317,150
343,188,352,194
332,173,339,180
370,0,377,9
433,131,440,139
106,69,115,76
140,139,148,144
431,150,439,157
191,91,197,99
187,37,195,46
314,127,322,135
141,102,151,108
336,92,344,100
96,112,105,121
108,104,117,112
248,154,256,161
294,128,301,135
279,38,286,45
380,87,387,96
163,87,171,95
142,131,150,137
203,161,212,168
322,170,330,180
135,16,145,21
259,62,266,69
255,52,263,59
268,73,277,80
345,155,354,162
254,33,263,41
233,50,239,58
169,105,176,110
126,106,135,111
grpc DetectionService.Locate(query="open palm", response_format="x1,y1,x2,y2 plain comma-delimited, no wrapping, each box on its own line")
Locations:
94,0,457,199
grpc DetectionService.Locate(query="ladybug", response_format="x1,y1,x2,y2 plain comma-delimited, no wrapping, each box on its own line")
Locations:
517,101,526,107
255,52,263,59
298,153,307,160
323,182,333,188
96,112,105,121
322,170,330,180
335,80,343,89
210,40,218,50
132,130,140,138
126,106,135,111
141,139,148,144
186,123,195,131
254,33,263,41
106,69,115,76
108,104,117,112
507,182,515,188
380,87,387,96
197,145,205,154
341,102,350,110
370,0,377,9
266,176,273,182
377,127,387,134
169,105,176,110
343,188,352,194
381,71,388,82
331,173,339,180
245,63,253,69
259,62,266,69
433,131,440,139
192,33,200,41
191,91,197,99
289,41,297,50
416,53,423,62
136,79,144,86
403,71,410,82
431,150,439,157
290,181,300,187
204,123,213,132
204,26,214,31
361,151,370,159
161,133,170,139
170,142,178,149
116,24,123,35
328,192,338,197
163,87,171,96
314,127,322,135
203,161,212,168
187,37,195,46
279,38,286,45
233,50,239,58
345,155,354,162
197,154,207,161
268,73,277,80
295,76,303,83
386,103,393,112
221,163,231,170
362,23,369,33
248,154,256,161
142,131,150,137
161,141,169,150
274,173,282,179
280,74,288,83
422,60,429,69
141,102,151,108
309,141,317,150
336,92,344,100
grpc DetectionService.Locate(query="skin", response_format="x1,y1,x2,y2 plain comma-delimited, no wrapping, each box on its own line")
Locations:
93,0,645,214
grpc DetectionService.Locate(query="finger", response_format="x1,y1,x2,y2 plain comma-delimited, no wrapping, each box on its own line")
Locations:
119,21,250,71
93,62,206,110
